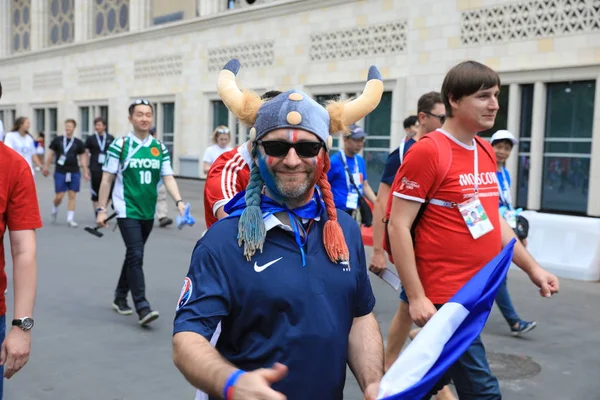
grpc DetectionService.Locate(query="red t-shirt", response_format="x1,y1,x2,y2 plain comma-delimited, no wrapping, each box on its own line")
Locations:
0,143,43,315
204,143,252,228
389,131,501,304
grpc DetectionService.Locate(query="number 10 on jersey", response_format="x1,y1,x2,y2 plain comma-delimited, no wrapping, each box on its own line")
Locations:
139,170,153,184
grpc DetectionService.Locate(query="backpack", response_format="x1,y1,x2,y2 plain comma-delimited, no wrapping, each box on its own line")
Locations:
382,131,495,261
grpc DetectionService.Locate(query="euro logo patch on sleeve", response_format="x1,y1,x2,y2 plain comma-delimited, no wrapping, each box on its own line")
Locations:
176,277,193,311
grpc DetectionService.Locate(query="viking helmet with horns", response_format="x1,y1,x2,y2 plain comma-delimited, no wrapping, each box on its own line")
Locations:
217,58,384,263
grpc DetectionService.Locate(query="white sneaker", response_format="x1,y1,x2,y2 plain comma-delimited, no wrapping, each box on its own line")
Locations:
51,211,57,223
67,220,78,228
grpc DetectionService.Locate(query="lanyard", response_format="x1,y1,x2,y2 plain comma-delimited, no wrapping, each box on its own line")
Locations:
497,168,513,209
63,136,74,154
340,152,359,192
473,140,479,195
122,133,151,171
95,132,107,152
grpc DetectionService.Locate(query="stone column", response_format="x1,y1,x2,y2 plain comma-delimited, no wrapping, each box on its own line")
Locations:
198,0,223,17
527,81,546,210
30,0,46,51
74,0,90,42
0,0,10,57
506,83,521,205
586,76,600,217
129,0,151,32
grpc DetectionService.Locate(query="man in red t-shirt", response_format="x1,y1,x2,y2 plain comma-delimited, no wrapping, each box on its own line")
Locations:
0,81,42,394
203,90,282,229
386,62,559,399
203,141,252,228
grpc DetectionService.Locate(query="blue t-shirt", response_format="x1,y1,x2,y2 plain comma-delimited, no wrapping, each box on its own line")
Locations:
173,212,375,400
327,152,368,211
496,166,512,209
380,138,416,186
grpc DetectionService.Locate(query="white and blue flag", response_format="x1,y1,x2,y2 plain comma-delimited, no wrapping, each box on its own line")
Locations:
378,239,516,400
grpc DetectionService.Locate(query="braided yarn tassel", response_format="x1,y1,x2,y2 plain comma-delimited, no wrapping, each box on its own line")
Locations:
319,156,349,263
237,164,266,261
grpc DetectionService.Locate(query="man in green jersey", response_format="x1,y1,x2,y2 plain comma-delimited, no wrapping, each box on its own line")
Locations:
96,99,186,326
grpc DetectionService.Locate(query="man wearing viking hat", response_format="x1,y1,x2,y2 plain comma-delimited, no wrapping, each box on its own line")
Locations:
173,59,384,400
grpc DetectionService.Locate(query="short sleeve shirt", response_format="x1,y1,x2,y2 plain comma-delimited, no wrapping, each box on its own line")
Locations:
0,143,43,315
327,152,368,211
380,138,416,186
203,144,233,165
203,144,252,228
3,132,37,173
174,211,375,400
103,134,173,220
49,135,86,173
389,131,502,304
85,133,115,172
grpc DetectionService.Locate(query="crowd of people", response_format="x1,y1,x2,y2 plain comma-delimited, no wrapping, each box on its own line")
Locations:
0,58,560,400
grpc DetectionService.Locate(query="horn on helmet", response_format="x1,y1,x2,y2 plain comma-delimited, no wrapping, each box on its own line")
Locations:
343,66,384,125
217,59,244,118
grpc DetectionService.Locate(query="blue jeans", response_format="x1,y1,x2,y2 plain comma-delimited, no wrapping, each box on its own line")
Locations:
426,308,501,399
0,314,5,398
495,277,520,326
115,218,154,313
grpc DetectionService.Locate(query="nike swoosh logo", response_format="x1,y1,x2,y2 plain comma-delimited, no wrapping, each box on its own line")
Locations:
254,257,283,272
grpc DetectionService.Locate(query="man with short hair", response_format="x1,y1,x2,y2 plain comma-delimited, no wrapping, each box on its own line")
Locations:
85,117,115,214
174,60,384,400
369,91,447,371
327,124,377,223
403,115,418,137
96,100,186,326
203,90,281,228
43,119,89,227
0,80,41,398
387,61,559,399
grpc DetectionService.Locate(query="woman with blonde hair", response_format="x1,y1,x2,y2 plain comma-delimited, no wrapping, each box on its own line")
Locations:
202,125,232,174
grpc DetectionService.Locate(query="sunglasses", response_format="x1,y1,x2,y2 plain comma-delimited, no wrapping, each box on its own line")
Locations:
216,128,230,134
424,111,446,124
258,140,324,158
129,99,153,114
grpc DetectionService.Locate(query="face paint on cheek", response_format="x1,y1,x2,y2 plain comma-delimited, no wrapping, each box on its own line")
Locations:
267,156,274,166
257,154,281,197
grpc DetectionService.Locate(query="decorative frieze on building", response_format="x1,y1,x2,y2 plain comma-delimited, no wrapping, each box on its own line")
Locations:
309,21,407,62
134,55,183,79
77,64,116,85
2,77,21,92
33,71,63,89
461,0,600,45
207,41,275,72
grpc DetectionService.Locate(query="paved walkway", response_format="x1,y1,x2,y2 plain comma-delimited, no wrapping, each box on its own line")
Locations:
3,176,599,399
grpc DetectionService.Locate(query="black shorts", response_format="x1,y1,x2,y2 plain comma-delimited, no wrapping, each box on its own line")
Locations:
90,170,112,201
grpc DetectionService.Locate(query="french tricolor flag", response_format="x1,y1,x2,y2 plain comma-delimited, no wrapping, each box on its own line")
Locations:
378,239,516,400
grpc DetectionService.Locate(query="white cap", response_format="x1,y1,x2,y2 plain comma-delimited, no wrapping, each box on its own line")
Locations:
490,130,518,145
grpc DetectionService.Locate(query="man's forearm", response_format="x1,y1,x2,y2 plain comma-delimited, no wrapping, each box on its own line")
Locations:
372,184,391,253
173,332,237,397
388,223,425,300
80,153,89,175
500,217,539,275
347,313,383,391
98,172,115,208
44,149,54,169
364,182,377,204
163,175,183,202
9,230,37,319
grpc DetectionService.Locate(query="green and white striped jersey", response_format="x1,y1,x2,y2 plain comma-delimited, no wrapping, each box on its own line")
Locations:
103,133,173,220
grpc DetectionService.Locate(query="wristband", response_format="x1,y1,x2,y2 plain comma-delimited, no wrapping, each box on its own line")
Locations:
223,369,246,400
175,199,183,207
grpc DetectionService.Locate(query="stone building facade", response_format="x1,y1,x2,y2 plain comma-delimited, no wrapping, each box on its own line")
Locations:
1,0,599,217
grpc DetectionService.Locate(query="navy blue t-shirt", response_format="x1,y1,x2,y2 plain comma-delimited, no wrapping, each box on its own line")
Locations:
380,138,416,186
327,152,368,211
173,211,375,400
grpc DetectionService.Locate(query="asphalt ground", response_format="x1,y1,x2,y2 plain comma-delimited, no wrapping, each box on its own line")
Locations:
3,176,599,399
